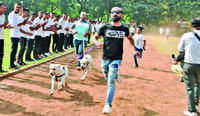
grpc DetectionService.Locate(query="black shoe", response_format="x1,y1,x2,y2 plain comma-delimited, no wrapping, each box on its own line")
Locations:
9,65,19,70
21,61,26,65
34,57,40,60
0,69,7,73
60,50,65,52
43,54,48,57
26,58,34,62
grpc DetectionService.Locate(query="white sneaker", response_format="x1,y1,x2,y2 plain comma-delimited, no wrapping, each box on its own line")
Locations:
184,110,197,116
102,104,112,114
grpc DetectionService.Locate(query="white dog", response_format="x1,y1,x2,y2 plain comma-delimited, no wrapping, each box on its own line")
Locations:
80,54,93,80
49,62,69,96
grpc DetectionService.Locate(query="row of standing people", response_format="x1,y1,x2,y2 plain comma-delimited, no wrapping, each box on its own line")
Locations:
0,2,102,72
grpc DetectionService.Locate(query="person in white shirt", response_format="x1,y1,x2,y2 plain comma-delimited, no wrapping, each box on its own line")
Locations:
48,12,55,52
17,8,30,65
178,18,200,116
33,11,43,60
39,12,49,57
0,2,8,72
43,13,57,56
58,13,67,52
8,3,26,69
65,17,73,49
25,13,37,61
133,26,146,68
52,15,61,53
42,13,52,56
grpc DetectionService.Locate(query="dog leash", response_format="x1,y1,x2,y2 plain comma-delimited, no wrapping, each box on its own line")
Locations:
65,45,97,67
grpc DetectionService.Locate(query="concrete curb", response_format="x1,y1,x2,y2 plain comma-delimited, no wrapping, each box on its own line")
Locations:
0,50,74,79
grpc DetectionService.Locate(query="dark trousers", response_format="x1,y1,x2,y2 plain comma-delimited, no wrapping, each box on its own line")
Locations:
10,37,20,67
0,40,4,70
68,34,74,48
59,33,65,51
33,36,41,58
40,37,46,55
18,37,27,63
88,34,91,43
45,36,51,53
64,34,69,49
183,63,200,112
73,39,87,67
133,47,143,67
25,39,34,60
52,34,59,52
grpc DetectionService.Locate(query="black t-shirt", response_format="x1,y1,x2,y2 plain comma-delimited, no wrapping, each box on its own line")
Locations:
98,23,130,60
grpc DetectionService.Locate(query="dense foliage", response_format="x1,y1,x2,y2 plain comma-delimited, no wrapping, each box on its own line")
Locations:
2,0,200,24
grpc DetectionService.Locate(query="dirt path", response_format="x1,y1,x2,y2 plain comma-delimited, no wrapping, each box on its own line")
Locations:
0,36,189,116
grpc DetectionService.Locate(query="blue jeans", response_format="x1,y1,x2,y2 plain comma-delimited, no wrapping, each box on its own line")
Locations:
73,39,87,67
102,59,121,106
133,47,143,67
10,37,20,66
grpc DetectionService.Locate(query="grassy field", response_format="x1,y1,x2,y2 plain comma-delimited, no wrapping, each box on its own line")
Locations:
147,34,181,55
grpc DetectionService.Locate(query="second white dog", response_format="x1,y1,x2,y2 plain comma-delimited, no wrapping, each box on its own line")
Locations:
49,63,69,96
80,54,93,80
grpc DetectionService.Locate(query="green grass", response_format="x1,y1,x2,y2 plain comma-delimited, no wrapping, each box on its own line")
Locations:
147,34,181,55
1,29,76,74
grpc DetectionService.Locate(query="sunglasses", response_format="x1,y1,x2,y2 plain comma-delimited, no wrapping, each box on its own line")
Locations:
111,10,122,14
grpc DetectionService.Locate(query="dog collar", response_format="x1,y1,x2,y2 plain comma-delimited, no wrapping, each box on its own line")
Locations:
55,67,66,81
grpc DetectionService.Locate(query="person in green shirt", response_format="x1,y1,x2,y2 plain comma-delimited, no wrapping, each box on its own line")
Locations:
70,12,92,70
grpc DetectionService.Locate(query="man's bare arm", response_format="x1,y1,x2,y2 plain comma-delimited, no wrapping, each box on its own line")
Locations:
0,21,8,28
143,40,146,51
125,35,135,48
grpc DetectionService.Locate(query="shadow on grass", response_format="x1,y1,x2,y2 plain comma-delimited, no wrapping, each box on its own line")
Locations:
1,84,99,107
7,76,51,89
90,73,107,85
143,107,159,116
1,85,69,102
117,97,132,102
65,87,100,106
120,74,154,82
137,106,159,116
68,79,94,87
0,98,43,116
22,72,49,79
151,68,173,74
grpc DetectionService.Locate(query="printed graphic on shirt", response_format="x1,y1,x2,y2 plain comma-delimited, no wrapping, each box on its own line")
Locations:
105,30,125,38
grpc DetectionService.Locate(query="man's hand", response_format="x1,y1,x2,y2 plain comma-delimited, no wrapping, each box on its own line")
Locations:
72,30,78,34
27,33,33,36
83,33,88,37
27,21,33,25
95,41,103,49
23,18,29,24
6,25,13,29
3,21,8,27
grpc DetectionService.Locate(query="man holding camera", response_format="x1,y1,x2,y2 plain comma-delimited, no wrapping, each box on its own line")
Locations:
178,18,200,116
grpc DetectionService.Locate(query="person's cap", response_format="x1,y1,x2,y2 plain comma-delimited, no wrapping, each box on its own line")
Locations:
191,18,200,27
